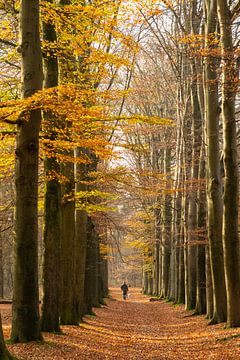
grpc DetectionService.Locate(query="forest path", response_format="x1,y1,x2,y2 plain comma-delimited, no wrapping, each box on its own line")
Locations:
3,288,240,359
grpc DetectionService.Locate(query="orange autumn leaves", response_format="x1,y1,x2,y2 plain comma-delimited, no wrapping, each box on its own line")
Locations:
3,288,240,359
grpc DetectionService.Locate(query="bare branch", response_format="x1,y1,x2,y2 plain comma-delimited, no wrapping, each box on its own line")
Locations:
0,38,17,47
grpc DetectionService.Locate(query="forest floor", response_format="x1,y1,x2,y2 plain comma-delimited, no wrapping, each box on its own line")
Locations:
2,288,240,359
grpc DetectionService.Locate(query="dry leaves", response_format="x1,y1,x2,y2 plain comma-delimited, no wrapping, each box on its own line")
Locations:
2,289,240,359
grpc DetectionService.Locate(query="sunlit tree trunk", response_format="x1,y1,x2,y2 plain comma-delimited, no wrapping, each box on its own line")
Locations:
41,0,61,333
217,0,240,327
11,0,43,342
204,0,227,324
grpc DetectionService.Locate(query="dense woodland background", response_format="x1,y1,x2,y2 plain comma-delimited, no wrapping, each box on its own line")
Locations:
0,0,240,357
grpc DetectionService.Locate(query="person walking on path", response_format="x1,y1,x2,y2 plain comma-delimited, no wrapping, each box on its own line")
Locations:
121,281,129,300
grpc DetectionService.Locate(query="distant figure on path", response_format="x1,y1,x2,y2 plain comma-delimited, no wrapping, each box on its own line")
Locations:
121,281,129,300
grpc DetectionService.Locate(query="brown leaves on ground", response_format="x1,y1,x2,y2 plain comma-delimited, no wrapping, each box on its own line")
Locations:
2,288,240,359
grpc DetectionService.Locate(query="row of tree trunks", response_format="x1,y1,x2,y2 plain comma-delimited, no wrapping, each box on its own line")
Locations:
9,0,109,345
143,0,239,329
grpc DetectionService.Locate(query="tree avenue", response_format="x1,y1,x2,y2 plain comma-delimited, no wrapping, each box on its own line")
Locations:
0,0,239,358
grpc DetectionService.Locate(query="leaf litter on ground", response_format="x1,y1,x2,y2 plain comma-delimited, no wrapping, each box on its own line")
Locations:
1,288,240,359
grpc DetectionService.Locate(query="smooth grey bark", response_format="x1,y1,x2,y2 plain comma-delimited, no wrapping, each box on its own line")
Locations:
11,0,43,342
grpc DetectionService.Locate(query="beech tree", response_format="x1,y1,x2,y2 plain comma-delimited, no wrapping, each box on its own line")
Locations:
217,0,240,327
1,3,240,353
204,0,227,324
41,0,61,333
11,0,43,342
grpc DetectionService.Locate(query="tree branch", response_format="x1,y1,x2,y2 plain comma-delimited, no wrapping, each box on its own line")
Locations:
231,0,240,21
0,38,17,47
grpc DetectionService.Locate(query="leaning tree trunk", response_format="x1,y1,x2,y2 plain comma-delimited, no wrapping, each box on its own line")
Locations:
11,0,43,342
217,0,240,327
204,0,227,324
41,0,61,333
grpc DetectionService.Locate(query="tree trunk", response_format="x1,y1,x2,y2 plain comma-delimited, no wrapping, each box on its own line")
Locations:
83,219,100,314
41,0,61,333
74,208,87,319
217,0,240,327
187,0,203,309
143,266,148,295
74,149,88,320
195,149,206,315
161,147,172,298
187,65,202,309
205,245,213,319
153,240,160,296
11,0,43,342
204,0,227,324
60,159,78,325
0,315,15,360
0,237,3,299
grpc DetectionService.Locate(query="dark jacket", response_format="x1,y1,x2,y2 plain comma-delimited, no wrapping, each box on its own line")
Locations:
121,284,128,294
